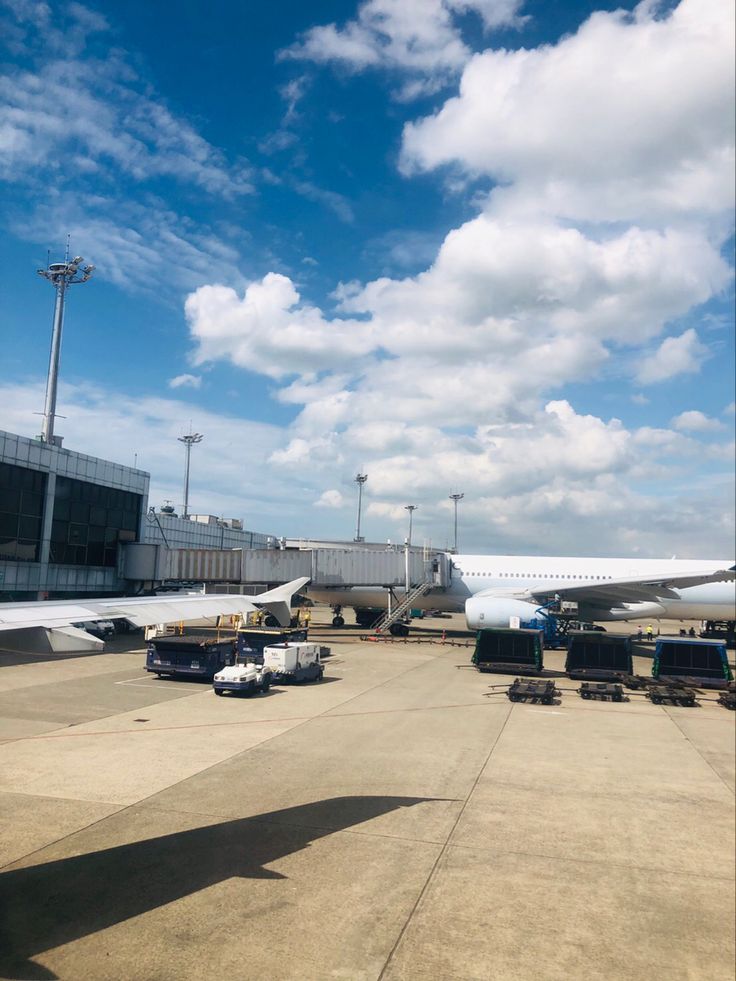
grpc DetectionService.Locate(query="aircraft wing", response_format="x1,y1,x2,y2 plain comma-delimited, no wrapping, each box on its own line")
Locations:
0,577,311,633
519,565,736,609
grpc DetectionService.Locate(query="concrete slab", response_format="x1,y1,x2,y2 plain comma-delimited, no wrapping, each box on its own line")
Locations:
0,791,122,868
382,845,736,981
0,621,732,980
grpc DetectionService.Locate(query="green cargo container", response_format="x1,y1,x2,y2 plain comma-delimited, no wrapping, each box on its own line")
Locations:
472,628,544,674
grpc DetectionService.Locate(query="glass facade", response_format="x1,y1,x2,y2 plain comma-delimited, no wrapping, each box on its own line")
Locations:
50,476,141,568
0,462,47,562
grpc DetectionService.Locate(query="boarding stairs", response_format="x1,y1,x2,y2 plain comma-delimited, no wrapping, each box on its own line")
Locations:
372,582,434,635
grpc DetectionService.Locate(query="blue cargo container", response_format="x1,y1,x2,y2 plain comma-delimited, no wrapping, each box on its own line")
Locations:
653,637,732,685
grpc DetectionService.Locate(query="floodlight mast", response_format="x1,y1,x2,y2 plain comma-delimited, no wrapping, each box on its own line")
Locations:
354,473,368,542
36,250,95,445
449,493,464,553
178,432,203,519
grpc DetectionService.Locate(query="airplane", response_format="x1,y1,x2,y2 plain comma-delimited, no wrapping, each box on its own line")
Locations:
309,555,736,633
0,577,310,653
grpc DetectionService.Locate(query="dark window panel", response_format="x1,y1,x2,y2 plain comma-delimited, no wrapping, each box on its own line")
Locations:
16,539,38,561
53,500,70,521
87,543,105,565
88,525,105,543
107,508,122,527
68,523,88,546
20,491,44,516
104,527,117,545
55,478,71,500
0,513,18,536
0,487,21,512
70,501,90,523
103,548,117,567
90,506,106,525
18,516,41,539
51,520,67,543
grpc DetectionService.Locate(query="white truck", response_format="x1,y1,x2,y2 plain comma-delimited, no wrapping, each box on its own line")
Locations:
262,642,325,683
212,661,272,697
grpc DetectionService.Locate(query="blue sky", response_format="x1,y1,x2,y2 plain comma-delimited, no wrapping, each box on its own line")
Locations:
1,0,734,556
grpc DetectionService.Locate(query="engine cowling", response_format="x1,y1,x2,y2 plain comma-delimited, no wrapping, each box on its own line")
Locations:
465,596,542,630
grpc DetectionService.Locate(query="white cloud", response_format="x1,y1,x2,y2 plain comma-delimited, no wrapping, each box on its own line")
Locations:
315,489,345,508
671,410,725,432
185,273,376,380
0,19,253,195
282,0,526,98
168,374,202,390
636,328,709,384
401,0,735,223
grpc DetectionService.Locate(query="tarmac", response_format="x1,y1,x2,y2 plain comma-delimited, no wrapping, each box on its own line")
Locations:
0,610,734,981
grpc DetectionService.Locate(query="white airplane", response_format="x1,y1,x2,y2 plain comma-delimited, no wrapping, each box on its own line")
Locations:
0,577,310,653
310,555,736,631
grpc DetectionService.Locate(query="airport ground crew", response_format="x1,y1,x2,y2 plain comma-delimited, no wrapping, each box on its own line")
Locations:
302,607,311,631
646,624,654,642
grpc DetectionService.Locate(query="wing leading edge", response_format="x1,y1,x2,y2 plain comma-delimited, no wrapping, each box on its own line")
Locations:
0,577,311,633
474,565,736,610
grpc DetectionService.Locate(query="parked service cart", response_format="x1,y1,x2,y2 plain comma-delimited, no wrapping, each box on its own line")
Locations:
213,660,272,696
262,642,325,683
146,635,235,680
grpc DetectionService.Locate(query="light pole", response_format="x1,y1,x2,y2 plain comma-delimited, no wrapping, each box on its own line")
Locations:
178,432,203,518
37,250,95,445
404,504,418,545
354,473,368,542
449,493,464,553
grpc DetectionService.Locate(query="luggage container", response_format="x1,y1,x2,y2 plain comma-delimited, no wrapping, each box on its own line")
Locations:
565,631,633,681
262,642,324,683
472,628,543,674
145,635,235,679
652,637,733,686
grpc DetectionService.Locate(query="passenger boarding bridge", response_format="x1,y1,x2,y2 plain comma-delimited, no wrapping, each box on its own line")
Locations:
122,542,452,592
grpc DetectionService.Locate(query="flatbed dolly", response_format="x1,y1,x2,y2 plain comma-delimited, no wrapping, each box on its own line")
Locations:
506,679,558,704
646,684,698,707
579,682,625,702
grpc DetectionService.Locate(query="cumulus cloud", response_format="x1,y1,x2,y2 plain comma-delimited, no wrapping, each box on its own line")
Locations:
671,410,725,432
168,374,202,390
185,273,375,379
315,489,345,508
401,0,735,223
282,0,526,98
636,329,709,384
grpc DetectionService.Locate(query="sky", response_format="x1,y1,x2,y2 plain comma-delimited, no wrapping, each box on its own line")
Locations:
0,0,734,557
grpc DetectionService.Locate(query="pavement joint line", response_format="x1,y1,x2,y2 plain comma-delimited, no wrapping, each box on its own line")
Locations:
444,841,736,883
5,697,507,743
0,648,460,872
377,701,515,980
662,707,735,796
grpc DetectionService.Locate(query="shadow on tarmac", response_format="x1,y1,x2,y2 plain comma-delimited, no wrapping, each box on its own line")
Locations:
0,795,432,980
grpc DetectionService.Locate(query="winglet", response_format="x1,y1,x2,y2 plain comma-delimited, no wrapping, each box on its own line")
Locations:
254,577,311,627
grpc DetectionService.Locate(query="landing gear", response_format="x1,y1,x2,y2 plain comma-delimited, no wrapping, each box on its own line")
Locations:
331,605,345,628
390,622,410,637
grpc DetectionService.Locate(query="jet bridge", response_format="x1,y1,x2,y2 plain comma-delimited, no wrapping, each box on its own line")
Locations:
121,543,451,591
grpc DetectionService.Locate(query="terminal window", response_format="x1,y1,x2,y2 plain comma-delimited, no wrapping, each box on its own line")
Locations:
50,476,141,567
0,462,47,562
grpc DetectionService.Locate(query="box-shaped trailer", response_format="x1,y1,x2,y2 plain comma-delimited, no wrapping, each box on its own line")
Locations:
565,631,633,681
146,635,235,679
653,637,733,686
236,627,308,664
262,642,324,683
472,628,544,674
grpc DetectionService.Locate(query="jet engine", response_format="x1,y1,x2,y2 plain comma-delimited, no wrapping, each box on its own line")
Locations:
465,596,542,630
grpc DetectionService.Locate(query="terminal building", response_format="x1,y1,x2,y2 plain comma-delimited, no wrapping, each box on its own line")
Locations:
0,429,273,601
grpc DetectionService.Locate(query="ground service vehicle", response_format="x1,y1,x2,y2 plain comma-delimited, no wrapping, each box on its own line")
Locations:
213,661,272,696
146,635,235,679
262,642,325,683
